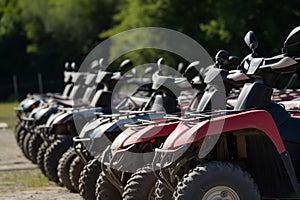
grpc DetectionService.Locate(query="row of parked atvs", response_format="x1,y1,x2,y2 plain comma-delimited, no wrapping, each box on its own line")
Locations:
14,27,300,200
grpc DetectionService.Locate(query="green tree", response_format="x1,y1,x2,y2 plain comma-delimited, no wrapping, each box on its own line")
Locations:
18,0,119,68
100,0,212,68
199,0,300,57
0,0,119,100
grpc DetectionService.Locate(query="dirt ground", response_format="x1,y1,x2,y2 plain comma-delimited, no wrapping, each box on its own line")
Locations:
0,129,81,200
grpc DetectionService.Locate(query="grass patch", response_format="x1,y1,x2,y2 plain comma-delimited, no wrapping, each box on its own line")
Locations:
0,102,18,131
0,102,18,116
0,168,55,192
0,117,17,131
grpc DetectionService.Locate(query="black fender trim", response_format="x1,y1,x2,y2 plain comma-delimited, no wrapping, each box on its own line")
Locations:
281,151,300,197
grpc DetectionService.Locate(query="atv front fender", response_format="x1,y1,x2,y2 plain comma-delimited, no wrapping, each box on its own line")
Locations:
111,121,179,150
162,110,285,153
33,106,58,121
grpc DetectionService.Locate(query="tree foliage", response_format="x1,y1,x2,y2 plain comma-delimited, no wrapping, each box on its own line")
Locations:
0,0,118,76
0,0,300,100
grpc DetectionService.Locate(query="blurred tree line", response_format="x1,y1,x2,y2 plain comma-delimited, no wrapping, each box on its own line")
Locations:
0,0,299,100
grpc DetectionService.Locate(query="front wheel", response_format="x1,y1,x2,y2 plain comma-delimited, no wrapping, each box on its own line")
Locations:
173,161,260,200
122,167,157,200
58,147,77,191
28,133,43,164
14,120,23,141
22,132,32,161
155,180,172,200
95,172,122,200
37,141,49,176
44,137,73,182
79,158,101,200
69,155,84,192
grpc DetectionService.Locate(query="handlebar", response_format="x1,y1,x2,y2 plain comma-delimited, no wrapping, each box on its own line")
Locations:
96,110,164,118
59,106,101,112
119,110,157,114
124,120,161,128
21,116,34,121
98,113,122,118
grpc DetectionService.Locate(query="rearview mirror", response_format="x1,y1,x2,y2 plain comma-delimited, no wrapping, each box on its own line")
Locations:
120,59,133,75
244,31,258,51
184,61,201,79
177,63,185,74
215,50,230,68
71,62,78,71
157,58,164,73
99,58,104,70
64,62,71,71
284,26,300,48
144,66,154,75
90,59,99,71
215,50,229,62
131,68,137,77
228,56,240,69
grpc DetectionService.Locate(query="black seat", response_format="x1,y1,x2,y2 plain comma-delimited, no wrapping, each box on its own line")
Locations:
278,116,300,143
261,101,290,127
151,95,180,114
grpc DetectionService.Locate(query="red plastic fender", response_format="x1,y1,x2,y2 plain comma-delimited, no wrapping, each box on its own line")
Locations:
111,121,179,150
162,110,286,154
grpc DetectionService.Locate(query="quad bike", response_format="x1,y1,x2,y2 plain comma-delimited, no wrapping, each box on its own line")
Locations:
13,61,94,143
14,61,77,119
32,59,136,183
70,58,198,198
36,60,157,191
71,58,202,199
54,63,156,193
16,59,104,163
97,51,246,200
14,59,102,153
60,80,156,193
153,26,300,199
14,62,78,148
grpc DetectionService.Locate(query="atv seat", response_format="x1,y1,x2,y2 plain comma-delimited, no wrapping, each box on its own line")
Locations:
54,98,90,107
151,95,180,114
279,116,300,143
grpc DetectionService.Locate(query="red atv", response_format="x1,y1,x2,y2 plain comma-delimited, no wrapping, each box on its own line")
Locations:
152,26,300,199
99,51,247,199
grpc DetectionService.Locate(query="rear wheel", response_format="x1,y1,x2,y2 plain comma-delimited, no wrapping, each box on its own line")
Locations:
95,172,122,200
57,147,77,191
173,161,261,200
69,155,84,192
28,133,43,164
79,158,101,200
44,137,73,182
123,167,156,200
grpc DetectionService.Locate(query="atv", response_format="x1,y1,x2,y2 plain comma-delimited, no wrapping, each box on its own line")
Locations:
154,26,300,199
54,62,156,193
73,58,203,199
33,59,137,184
98,51,245,200
16,58,109,164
